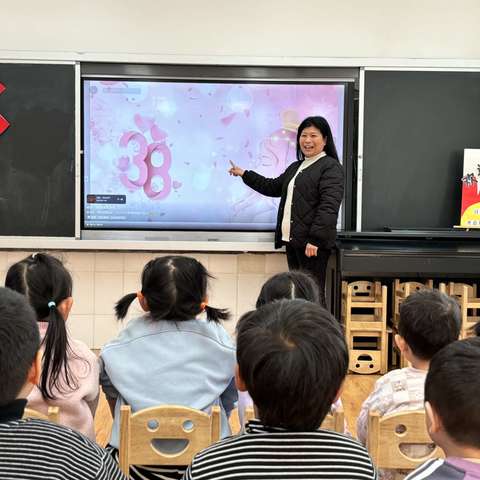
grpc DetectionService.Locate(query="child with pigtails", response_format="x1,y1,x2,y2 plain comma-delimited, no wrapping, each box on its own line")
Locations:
100,255,236,480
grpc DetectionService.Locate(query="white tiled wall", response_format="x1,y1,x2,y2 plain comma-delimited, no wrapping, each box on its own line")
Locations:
0,251,288,348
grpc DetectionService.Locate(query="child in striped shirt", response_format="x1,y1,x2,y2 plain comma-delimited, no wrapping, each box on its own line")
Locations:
0,287,125,480
183,299,377,480
406,337,480,479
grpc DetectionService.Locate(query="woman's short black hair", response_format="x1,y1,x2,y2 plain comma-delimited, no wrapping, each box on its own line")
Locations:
236,299,348,430
256,270,319,308
0,287,40,407
116,255,230,323
296,116,339,161
425,337,480,449
398,289,461,360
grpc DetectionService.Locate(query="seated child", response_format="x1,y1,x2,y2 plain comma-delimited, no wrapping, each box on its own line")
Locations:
100,255,236,480
5,253,99,439
357,289,461,479
0,287,125,480
405,337,480,479
183,299,377,480
255,270,320,307
238,270,346,432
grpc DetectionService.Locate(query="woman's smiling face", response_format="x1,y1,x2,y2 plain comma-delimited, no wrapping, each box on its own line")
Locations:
299,125,326,158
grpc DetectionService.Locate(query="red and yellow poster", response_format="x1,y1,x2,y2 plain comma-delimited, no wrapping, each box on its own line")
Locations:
460,149,480,228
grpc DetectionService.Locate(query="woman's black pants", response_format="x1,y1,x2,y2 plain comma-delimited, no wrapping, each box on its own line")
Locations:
285,244,331,308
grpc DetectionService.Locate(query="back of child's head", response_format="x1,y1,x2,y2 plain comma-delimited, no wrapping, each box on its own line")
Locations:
425,337,480,449
0,287,40,407
236,299,348,431
256,270,319,308
398,289,461,360
5,253,75,400
116,255,229,322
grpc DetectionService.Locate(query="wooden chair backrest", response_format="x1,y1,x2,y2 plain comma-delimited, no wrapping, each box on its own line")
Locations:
346,280,378,300
320,406,345,433
393,280,434,327
447,282,476,299
244,406,255,423
244,406,344,433
23,406,60,423
367,410,443,470
439,282,479,338
396,281,430,297
119,405,221,477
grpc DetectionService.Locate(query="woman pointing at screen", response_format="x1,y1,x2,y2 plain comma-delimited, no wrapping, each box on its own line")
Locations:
229,116,344,307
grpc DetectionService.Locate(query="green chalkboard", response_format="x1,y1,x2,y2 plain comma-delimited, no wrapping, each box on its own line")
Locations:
0,63,75,236
363,70,480,231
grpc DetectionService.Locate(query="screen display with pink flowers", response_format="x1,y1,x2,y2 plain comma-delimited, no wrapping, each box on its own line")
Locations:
83,79,346,231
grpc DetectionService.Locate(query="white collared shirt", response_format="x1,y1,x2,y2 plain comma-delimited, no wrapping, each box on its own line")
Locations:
281,151,326,242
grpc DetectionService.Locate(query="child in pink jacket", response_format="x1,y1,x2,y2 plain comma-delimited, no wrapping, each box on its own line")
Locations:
5,253,99,439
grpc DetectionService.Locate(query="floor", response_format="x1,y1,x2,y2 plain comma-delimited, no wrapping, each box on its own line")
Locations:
94,373,379,446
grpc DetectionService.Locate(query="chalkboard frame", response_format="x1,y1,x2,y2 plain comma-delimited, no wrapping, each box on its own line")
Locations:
0,60,77,237
80,63,359,241
359,67,480,235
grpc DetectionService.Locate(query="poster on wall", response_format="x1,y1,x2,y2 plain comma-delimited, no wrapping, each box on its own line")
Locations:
459,149,480,228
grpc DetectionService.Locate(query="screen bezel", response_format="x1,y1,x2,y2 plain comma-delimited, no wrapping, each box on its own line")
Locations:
81,63,358,242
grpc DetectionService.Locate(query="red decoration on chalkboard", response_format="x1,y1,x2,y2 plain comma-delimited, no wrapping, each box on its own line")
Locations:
0,115,9,135
0,82,9,136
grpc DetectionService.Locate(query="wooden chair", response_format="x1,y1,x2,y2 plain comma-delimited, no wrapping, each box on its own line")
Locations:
244,406,345,433
367,410,443,472
244,406,255,423
440,282,480,338
342,281,388,374
119,405,220,478
320,406,345,433
23,406,60,423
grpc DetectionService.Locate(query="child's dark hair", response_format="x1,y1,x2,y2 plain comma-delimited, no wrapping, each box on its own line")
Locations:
425,337,480,449
256,270,319,308
116,255,230,322
236,299,348,430
5,253,76,400
0,287,40,407
399,289,461,360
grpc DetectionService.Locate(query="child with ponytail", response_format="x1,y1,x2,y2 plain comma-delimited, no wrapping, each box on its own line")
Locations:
5,253,99,440
100,255,236,480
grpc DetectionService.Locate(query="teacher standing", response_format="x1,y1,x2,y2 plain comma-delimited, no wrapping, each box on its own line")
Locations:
229,116,344,307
